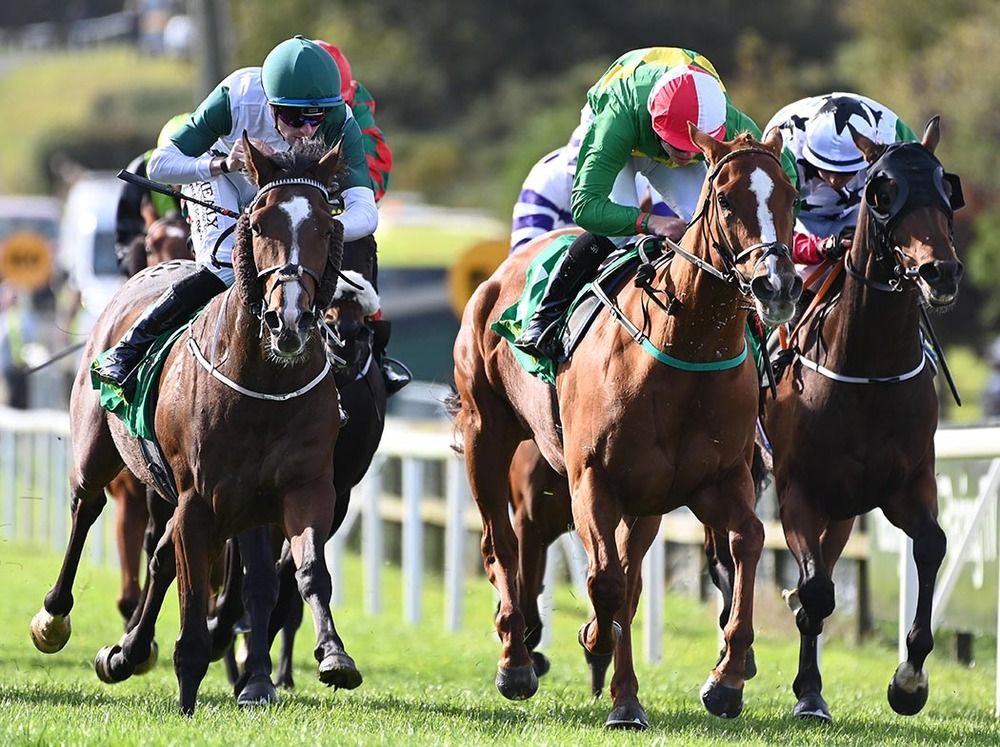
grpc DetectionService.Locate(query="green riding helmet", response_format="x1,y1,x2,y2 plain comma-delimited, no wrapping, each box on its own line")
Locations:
261,35,343,108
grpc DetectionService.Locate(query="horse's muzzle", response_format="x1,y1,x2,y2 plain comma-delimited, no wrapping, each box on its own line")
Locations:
918,259,963,308
750,251,802,325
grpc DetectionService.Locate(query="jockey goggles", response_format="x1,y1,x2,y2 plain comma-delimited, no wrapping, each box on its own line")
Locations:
274,106,329,128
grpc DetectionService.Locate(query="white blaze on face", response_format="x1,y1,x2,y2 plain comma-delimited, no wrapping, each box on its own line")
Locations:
277,195,312,328
748,167,777,244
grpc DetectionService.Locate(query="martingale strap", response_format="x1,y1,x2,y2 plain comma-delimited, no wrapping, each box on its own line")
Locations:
591,282,749,371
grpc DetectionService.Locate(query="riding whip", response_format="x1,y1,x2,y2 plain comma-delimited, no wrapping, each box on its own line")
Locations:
116,170,240,219
23,341,85,375
918,305,962,407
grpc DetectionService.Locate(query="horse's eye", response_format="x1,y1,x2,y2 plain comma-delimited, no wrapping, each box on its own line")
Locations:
250,222,262,235
717,193,731,211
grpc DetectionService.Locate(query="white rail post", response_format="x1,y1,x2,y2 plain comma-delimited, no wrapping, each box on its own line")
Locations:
643,519,665,664
540,543,558,648
444,458,468,632
1,428,14,540
898,533,917,663
362,462,383,615
402,457,425,624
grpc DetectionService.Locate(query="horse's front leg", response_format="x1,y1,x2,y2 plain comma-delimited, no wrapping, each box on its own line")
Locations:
172,497,216,715
283,478,361,691
233,526,279,706
777,479,842,721
462,401,535,699
604,514,661,730
882,483,946,716
571,467,627,708
692,467,763,719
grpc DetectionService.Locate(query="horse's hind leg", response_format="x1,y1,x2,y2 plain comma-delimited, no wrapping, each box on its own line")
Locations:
882,484,946,716
510,442,571,679
283,479,361,691
111,470,149,622
31,415,121,654
96,517,177,683
271,549,302,689
461,398,535,699
233,526,280,706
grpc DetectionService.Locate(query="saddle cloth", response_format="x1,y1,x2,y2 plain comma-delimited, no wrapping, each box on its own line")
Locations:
491,235,668,385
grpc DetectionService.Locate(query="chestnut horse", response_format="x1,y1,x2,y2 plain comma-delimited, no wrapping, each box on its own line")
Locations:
30,136,356,714
763,118,964,721
110,210,193,624
452,126,801,729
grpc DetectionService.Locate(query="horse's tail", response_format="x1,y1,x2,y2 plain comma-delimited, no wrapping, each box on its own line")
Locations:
443,390,465,455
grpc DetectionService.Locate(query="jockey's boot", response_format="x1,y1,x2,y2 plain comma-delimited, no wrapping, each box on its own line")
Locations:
513,232,615,361
94,267,226,403
371,318,411,396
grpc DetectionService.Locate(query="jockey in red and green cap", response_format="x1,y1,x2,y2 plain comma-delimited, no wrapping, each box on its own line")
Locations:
515,47,797,360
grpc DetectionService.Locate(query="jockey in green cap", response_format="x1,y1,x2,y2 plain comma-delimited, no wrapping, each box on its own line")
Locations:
95,36,379,402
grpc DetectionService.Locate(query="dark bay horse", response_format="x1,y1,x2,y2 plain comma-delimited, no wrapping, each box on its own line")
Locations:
110,211,193,625
763,117,964,721
210,236,388,705
452,126,801,729
30,135,356,714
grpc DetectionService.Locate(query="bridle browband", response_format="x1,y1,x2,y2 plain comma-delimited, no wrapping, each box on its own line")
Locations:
663,146,792,295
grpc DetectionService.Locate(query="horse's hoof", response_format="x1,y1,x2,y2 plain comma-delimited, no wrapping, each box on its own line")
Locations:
714,645,757,680
236,674,279,707
887,662,929,715
530,651,550,678
793,691,832,722
700,675,744,719
133,639,159,676
578,620,621,697
275,672,295,690
605,702,649,730
95,644,135,684
495,663,538,701
318,651,363,690
30,609,71,653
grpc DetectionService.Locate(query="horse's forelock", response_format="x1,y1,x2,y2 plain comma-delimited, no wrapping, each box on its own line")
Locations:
263,138,336,182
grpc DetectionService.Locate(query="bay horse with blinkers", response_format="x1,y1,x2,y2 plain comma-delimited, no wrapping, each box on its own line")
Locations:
30,135,356,715
763,117,964,722
452,125,801,729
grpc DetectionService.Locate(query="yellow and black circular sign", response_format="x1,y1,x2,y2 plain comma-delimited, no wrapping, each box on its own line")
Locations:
447,239,509,319
0,231,54,290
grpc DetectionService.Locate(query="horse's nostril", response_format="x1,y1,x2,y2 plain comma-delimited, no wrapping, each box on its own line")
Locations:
298,311,316,331
263,309,281,331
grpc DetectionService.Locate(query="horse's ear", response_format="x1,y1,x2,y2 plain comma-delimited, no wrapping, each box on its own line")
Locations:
315,138,343,190
242,130,273,187
761,126,783,156
139,193,158,228
920,116,941,155
847,123,884,164
689,122,726,163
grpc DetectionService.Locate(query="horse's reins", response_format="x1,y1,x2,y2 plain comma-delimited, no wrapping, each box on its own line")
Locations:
187,177,344,401
663,146,793,296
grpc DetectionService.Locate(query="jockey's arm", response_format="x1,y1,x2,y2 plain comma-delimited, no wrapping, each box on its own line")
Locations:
149,82,234,184
793,231,827,264
570,110,644,236
338,187,378,242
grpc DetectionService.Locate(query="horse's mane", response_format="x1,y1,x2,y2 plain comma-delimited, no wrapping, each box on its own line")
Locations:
267,138,332,178
233,138,344,310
